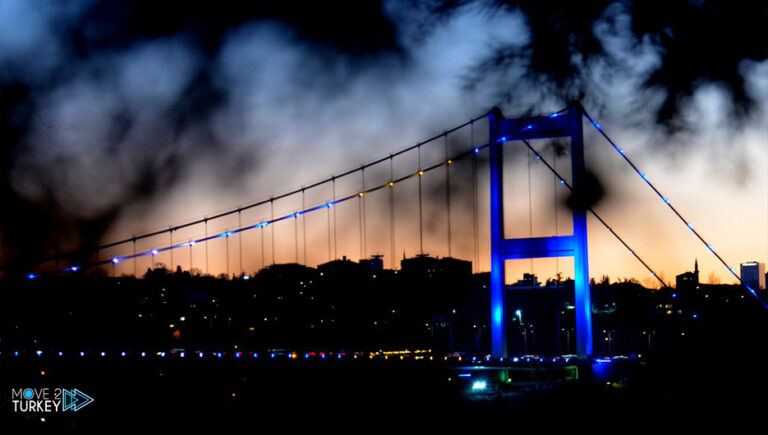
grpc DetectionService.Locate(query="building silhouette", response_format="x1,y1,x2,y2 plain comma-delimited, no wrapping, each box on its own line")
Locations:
676,259,699,290
740,261,766,290
400,254,472,282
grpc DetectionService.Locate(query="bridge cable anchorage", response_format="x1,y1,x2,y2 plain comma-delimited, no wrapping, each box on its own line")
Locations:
580,107,768,308
35,108,575,277
519,138,668,289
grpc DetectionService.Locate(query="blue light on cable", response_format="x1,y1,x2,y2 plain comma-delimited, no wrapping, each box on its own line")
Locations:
27,274,36,280
583,108,768,310
112,257,120,264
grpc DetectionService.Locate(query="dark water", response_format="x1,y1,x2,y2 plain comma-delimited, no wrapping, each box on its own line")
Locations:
2,356,766,434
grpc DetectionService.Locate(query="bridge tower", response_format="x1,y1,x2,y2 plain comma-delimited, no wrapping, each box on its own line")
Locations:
488,105,593,359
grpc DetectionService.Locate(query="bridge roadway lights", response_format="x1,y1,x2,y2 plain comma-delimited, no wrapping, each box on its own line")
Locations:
488,106,593,359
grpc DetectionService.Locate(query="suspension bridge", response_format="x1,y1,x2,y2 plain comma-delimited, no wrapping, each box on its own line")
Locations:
21,101,765,360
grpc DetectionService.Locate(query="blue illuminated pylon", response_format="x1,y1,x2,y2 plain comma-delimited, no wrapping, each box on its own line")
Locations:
488,106,593,359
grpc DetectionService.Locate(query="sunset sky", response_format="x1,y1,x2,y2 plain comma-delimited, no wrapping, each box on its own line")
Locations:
1,1,766,284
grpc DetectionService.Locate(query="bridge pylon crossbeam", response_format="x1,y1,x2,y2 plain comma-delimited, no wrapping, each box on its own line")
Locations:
488,106,593,359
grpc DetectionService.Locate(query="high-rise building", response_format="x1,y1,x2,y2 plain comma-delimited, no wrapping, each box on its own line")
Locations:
740,262,766,290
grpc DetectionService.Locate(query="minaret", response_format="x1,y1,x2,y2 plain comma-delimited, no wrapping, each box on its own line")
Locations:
694,258,699,283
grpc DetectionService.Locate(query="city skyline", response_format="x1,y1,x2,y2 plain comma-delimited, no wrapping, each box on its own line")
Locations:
1,2,766,287
2,2,767,432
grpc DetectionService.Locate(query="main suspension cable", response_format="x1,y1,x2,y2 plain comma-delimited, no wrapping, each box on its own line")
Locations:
580,106,767,307
518,138,668,288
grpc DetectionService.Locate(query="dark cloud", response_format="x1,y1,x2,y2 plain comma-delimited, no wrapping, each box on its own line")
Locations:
460,0,767,126
0,0,765,272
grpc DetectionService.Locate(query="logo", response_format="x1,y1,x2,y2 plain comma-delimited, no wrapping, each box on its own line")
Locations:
62,389,94,411
11,388,94,413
